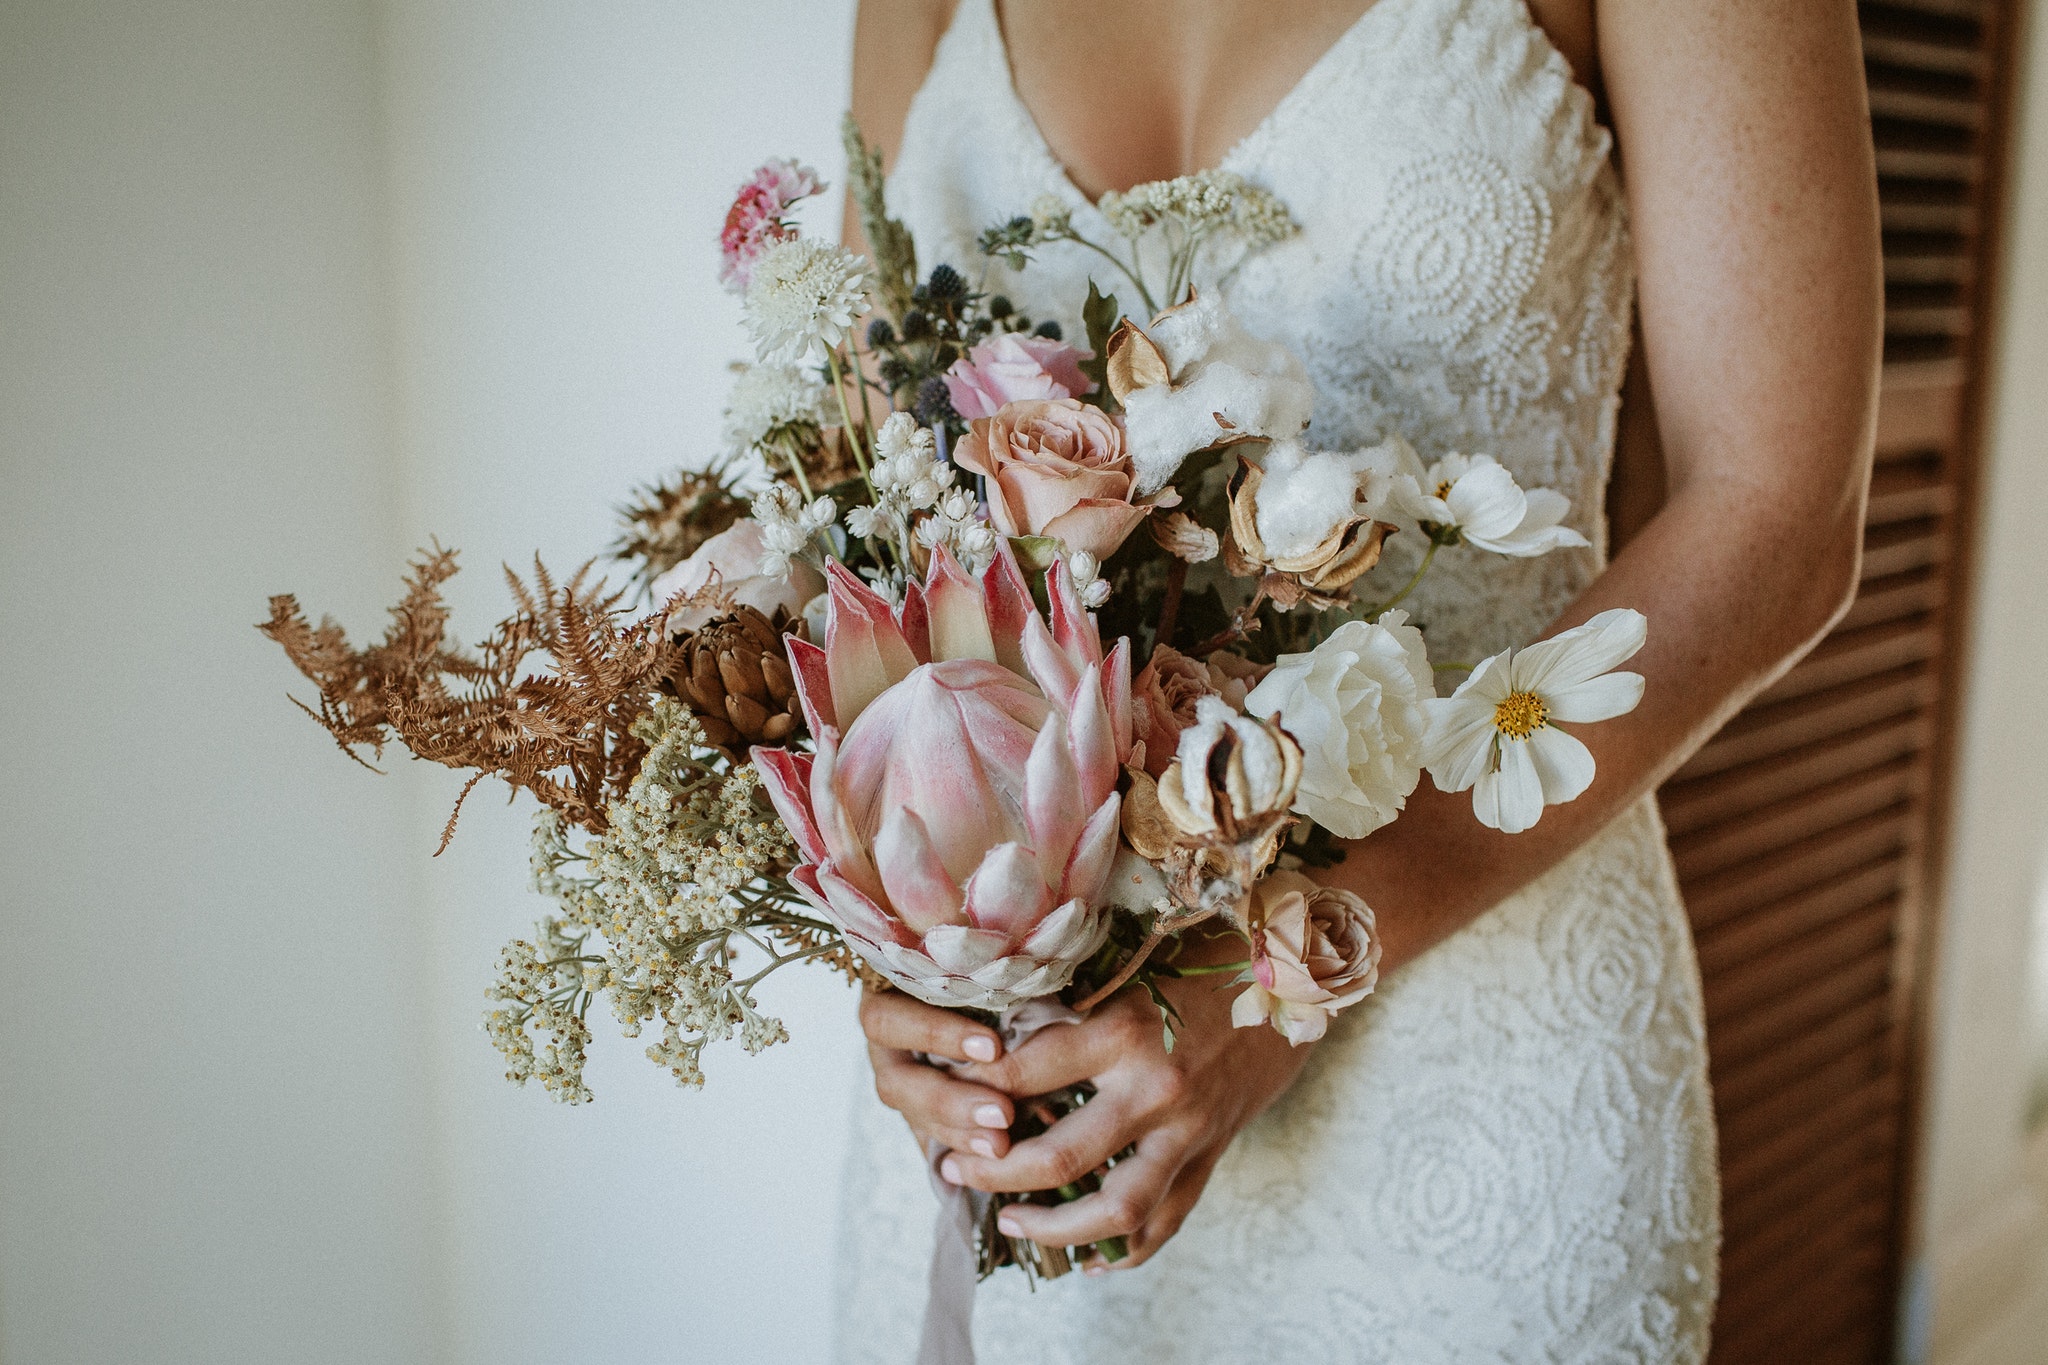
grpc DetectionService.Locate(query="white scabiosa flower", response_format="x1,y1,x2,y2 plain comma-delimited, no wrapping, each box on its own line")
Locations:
742,238,871,367
722,363,834,450
1423,609,1648,833
1244,612,1434,840
1391,451,1590,557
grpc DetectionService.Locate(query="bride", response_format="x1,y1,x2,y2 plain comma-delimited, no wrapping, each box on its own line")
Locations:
835,0,1880,1359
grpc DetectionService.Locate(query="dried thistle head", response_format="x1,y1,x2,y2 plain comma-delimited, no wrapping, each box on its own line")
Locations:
610,458,749,594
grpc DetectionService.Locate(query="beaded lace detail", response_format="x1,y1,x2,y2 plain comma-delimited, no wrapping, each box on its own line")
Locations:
836,0,1720,1358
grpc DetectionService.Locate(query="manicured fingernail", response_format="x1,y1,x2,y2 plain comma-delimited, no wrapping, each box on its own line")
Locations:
963,1035,997,1062
940,1156,963,1185
996,1212,1022,1237
973,1104,1007,1129
969,1136,995,1158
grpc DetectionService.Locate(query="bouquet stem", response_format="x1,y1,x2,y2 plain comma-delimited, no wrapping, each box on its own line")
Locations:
978,1086,1131,1281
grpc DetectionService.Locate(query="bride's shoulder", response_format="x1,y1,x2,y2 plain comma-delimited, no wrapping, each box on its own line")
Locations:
851,0,963,167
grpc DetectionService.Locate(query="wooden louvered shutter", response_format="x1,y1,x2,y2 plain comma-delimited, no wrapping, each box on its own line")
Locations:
1660,3,2023,1361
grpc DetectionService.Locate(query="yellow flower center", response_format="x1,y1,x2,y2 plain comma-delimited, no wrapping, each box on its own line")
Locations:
1434,479,1454,500
1492,690,1549,741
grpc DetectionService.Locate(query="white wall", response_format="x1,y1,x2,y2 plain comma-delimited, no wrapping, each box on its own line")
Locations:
1913,1,2048,1358
1,3,865,1363
375,4,861,1363
0,4,434,1363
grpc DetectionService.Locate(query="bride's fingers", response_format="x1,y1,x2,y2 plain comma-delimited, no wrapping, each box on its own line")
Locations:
988,1126,1186,1249
1107,1142,1225,1270
858,989,1002,1064
869,1046,1015,1135
957,999,1150,1096
939,1085,1146,1194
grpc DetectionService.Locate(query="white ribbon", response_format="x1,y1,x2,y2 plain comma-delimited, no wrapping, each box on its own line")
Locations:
914,999,1083,1365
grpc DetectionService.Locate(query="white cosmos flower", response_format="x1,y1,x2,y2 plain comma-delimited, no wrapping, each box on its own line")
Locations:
1245,612,1433,839
742,238,871,367
1390,451,1590,557
1423,608,1647,833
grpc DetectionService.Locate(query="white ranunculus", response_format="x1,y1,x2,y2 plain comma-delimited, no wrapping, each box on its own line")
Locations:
1422,608,1647,833
1389,450,1590,557
1243,612,1434,840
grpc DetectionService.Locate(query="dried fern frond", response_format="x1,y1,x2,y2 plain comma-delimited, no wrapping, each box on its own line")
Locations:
260,546,686,848
608,457,749,596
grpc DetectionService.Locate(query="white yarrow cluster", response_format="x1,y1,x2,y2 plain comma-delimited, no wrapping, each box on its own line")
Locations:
749,484,836,579
915,485,1000,571
742,237,871,367
1246,613,1434,839
1099,169,1297,246
846,412,956,541
1063,548,1112,609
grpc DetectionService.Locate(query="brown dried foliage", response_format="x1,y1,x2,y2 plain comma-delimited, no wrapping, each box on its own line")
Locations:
609,459,749,594
259,546,689,849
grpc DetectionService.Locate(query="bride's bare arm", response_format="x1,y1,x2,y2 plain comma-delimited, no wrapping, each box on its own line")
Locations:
854,0,1880,1267
1319,0,1881,969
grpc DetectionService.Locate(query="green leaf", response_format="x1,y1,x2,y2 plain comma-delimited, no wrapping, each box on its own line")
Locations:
1078,281,1120,411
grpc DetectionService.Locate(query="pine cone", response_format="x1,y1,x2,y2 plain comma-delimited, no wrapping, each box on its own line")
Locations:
666,606,805,749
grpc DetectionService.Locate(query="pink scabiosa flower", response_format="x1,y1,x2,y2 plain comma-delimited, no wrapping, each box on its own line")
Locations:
719,158,824,294
752,546,1135,1010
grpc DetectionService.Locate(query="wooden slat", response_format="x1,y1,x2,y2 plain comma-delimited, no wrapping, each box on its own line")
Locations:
1671,761,1921,881
1721,1034,1893,1158
1687,805,1915,929
1838,568,1945,631
1860,520,1949,580
1725,1197,1890,1313
1680,668,1934,780
1755,617,1939,706
1712,994,1895,1115
1705,898,1899,1025
1709,954,1894,1073
1662,714,1929,837
1697,873,1905,977
1864,457,1953,522
1721,1071,1899,1199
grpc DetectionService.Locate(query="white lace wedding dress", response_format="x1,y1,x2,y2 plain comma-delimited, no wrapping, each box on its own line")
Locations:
835,0,1721,1359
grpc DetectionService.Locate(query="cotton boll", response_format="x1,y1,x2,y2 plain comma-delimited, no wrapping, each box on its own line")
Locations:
1248,439,1406,562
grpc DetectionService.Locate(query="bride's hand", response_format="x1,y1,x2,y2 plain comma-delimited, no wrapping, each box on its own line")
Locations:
858,937,1313,1270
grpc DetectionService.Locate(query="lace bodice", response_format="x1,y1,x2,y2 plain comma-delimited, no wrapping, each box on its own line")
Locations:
839,3,1719,1361
888,0,1634,666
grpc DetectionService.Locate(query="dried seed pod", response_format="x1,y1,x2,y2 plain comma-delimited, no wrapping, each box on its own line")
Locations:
664,605,806,750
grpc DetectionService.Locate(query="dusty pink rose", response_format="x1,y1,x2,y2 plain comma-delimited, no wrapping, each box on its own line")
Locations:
954,398,1148,563
1131,646,1268,778
719,159,823,293
943,334,1095,421
1230,870,1380,1045
650,519,823,634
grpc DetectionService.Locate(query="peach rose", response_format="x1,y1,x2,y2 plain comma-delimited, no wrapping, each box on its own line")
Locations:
1230,870,1380,1045
954,398,1148,563
1131,645,1267,778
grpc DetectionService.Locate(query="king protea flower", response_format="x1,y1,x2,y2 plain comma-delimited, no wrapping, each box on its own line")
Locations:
752,546,1134,1009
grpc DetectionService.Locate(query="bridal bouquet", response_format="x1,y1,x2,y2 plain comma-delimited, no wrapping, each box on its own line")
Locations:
262,119,1646,1279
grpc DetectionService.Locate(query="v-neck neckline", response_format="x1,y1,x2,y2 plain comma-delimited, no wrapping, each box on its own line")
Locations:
981,0,1415,210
